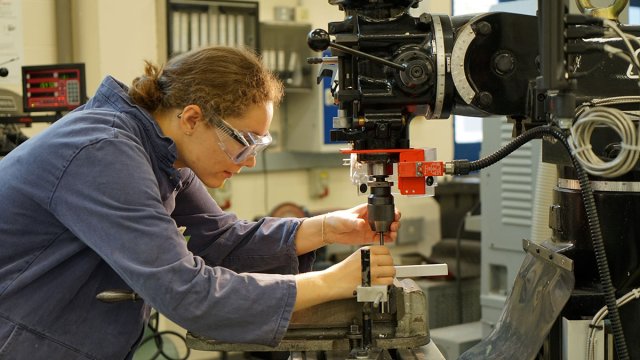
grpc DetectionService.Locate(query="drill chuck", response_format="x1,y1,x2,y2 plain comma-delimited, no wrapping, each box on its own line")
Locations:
367,181,395,234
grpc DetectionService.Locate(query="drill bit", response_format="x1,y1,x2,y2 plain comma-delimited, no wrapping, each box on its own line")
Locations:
378,232,384,246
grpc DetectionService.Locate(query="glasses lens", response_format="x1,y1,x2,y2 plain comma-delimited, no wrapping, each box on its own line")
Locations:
215,125,271,164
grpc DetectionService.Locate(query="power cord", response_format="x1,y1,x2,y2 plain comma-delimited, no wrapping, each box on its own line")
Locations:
587,288,640,360
602,19,640,76
569,104,640,178
138,311,191,360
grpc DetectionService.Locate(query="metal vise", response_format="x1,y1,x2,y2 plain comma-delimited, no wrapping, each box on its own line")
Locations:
186,278,430,358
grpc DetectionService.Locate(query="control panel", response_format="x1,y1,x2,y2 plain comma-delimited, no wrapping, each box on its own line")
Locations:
21,63,86,113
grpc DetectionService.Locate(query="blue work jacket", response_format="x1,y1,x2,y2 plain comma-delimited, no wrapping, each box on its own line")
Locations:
0,76,313,359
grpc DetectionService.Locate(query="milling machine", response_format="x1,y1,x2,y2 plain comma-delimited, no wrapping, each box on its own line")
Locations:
189,0,640,359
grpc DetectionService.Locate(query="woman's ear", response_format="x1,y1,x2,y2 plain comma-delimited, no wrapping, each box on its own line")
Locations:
178,104,205,134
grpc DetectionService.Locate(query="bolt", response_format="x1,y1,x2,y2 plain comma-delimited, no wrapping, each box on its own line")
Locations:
474,92,493,108
411,65,424,78
494,53,515,75
426,176,434,186
476,21,492,36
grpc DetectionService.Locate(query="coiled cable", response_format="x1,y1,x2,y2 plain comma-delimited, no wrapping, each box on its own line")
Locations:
569,106,640,178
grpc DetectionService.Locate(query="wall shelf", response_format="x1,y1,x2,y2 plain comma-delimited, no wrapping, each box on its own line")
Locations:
166,0,259,56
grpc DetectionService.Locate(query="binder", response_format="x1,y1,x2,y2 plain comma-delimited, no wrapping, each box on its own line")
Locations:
219,13,227,46
179,12,189,53
171,11,181,54
209,9,218,46
190,12,200,50
236,15,245,47
200,12,209,46
227,14,236,47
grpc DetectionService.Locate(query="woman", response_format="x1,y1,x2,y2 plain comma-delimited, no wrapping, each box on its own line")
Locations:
0,46,399,359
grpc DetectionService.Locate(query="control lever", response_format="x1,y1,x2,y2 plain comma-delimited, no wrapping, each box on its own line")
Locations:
307,29,407,71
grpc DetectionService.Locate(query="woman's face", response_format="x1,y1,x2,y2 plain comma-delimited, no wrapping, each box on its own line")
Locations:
177,102,273,188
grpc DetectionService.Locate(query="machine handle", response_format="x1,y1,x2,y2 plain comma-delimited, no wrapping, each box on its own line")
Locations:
96,290,141,303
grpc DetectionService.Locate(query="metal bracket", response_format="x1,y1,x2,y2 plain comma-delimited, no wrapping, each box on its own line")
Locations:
522,239,574,272
356,285,389,305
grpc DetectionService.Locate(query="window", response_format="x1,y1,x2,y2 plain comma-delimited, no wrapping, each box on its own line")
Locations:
631,0,640,23
453,0,499,16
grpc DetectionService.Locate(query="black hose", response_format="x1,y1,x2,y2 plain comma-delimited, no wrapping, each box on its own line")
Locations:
450,125,629,360
139,311,191,360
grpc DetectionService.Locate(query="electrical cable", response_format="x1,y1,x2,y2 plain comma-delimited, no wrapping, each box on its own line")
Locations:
602,19,640,80
578,96,640,110
569,106,640,178
587,288,640,360
447,125,630,360
570,21,640,83
138,311,191,360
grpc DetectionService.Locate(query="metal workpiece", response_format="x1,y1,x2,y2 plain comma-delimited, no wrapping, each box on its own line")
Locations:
185,279,429,352
357,285,390,306
367,162,391,177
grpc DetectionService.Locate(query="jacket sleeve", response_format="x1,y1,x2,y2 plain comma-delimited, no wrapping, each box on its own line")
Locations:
49,137,295,347
172,169,316,275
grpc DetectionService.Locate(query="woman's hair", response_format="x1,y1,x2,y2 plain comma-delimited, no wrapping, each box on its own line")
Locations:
128,46,284,123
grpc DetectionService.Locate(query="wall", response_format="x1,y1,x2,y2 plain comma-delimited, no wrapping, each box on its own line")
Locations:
14,0,57,138
71,0,161,95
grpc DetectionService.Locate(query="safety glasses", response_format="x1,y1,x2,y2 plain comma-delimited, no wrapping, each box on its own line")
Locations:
214,117,272,164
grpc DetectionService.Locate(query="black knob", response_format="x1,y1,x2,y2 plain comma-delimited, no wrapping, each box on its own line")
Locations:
308,29,330,52
475,21,492,36
474,91,493,109
0,68,8,77
494,53,515,75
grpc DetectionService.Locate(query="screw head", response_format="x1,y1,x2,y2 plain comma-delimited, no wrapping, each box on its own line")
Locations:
426,176,434,186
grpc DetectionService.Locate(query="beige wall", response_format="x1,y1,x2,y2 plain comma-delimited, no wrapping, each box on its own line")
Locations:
71,0,161,95
19,0,57,138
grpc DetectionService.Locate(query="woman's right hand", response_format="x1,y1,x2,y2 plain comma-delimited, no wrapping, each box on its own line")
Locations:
324,245,396,299
294,246,395,311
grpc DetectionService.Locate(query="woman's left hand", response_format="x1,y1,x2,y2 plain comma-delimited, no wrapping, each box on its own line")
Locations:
323,203,401,245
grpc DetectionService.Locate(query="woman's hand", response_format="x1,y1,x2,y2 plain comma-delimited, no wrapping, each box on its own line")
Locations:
294,245,395,311
293,204,401,255
323,203,401,245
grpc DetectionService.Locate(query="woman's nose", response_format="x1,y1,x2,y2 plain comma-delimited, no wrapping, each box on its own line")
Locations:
242,155,257,168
